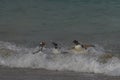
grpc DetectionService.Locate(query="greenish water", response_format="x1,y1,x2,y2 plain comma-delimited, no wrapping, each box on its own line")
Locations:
0,0,120,77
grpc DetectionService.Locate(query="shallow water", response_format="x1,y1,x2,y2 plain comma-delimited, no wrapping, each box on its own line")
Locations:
0,67,120,80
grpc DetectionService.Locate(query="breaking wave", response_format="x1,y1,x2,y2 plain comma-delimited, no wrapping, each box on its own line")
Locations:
0,41,120,76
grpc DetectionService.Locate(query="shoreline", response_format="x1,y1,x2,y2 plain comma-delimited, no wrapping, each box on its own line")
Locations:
0,67,120,80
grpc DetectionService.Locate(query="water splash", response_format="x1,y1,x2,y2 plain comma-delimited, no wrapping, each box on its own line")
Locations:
0,41,120,76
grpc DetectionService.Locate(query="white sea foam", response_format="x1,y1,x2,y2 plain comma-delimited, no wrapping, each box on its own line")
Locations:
0,41,120,76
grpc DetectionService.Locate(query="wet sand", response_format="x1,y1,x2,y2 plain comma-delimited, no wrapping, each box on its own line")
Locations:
0,67,120,80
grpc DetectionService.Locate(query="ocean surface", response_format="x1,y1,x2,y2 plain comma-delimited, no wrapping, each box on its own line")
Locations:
0,0,120,79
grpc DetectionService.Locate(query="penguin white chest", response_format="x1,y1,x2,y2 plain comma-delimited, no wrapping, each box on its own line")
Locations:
74,45,83,51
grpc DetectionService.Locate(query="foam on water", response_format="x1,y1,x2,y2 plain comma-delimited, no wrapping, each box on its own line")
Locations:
0,41,120,76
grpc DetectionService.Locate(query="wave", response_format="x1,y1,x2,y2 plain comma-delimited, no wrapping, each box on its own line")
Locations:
0,41,120,76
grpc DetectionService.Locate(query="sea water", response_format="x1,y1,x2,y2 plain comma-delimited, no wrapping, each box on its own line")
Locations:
0,0,120,77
